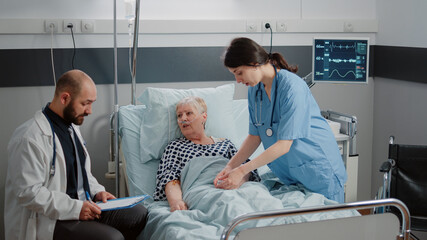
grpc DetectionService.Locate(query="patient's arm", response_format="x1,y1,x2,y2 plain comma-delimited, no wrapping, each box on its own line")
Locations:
165,180,188,212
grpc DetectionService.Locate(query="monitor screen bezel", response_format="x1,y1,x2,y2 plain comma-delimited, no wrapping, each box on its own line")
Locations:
312,37,370,84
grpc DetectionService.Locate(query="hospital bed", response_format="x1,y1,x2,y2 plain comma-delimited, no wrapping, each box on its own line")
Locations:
222,198,411,240
113,83,411,240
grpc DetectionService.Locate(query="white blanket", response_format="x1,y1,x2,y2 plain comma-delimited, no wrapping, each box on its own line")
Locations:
140,156,358,240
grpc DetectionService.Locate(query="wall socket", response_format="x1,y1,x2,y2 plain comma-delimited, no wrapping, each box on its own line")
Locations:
246,21,258,32
262,20,276,32
81,20,95,33
63,19,81,33
344,22,354,32
276,20,287,32
44,20,60,33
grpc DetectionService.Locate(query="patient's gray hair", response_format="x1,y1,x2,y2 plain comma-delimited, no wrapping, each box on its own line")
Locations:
176,96,207,114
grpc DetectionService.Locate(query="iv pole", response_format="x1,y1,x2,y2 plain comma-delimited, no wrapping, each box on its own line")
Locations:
112,0,141,196
131,0,141,105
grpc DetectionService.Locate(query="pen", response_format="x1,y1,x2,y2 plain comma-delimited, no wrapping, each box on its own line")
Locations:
85,191,92,202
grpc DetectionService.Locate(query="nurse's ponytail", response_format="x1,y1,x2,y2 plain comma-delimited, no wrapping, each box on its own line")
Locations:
269,52,298,73
223,37,298,73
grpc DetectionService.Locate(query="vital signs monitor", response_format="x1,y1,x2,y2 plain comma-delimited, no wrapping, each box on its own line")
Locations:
312,38,369,84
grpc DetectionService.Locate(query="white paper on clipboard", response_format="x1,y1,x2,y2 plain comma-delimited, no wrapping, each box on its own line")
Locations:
97,195,150,211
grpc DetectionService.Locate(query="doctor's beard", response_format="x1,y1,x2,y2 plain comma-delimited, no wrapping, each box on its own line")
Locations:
63,102,88,125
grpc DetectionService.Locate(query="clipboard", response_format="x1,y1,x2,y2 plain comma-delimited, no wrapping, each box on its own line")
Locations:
96,195,150,211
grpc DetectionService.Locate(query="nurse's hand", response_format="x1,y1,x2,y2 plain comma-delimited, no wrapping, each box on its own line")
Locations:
214,165,232,186
214,166,246,190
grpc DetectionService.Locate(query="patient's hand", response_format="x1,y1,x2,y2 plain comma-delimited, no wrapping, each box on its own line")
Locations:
169,199,188,212
165,180,188,212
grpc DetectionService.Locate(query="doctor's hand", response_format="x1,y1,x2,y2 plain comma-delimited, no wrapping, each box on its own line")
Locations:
214,166,246,190
94,191,116,203
80,201,101,221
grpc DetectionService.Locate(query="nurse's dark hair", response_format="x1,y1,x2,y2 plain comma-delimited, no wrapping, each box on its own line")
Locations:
55,70,89,98
223,37,298,73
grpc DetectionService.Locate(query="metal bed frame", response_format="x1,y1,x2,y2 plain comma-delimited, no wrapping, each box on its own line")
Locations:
221,198,411,240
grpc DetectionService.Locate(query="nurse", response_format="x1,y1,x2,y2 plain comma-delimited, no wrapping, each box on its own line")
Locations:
214,37,347,203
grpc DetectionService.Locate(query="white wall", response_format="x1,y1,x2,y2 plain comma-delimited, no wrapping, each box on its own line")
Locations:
374,2,427,237
376,0,427,48
371,78,427,239
1,0,377,20
0,0,377,49
0,0,377,238
372,0,427,190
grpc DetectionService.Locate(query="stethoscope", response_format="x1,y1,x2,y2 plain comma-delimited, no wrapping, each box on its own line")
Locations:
42,107,92,201
42,108,57,179
254,64,278,137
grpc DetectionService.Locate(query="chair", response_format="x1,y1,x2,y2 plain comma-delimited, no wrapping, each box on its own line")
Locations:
377,136,427,239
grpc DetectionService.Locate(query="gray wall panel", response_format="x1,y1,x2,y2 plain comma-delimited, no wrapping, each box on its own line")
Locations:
0,45,389,88
1,46,314,87
374,46,427,84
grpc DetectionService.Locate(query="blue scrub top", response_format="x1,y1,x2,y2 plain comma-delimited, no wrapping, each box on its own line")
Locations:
248,69,347,202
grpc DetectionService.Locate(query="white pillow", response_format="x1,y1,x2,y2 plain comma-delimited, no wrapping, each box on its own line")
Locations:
137,83,237,163
118,105,157,199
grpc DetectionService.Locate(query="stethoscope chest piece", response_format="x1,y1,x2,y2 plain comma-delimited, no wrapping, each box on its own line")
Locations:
254,64,278,138
266,128,273,137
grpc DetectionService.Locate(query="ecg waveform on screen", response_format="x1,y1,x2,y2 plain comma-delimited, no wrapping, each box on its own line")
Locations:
316,56,357,63
328,69,356,78
314,70,357,78
315,43,357,51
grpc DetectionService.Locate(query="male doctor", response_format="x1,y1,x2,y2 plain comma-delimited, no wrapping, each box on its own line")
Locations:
5,70,147,240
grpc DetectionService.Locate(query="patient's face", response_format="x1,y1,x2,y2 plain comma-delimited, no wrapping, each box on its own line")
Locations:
176,104,205,138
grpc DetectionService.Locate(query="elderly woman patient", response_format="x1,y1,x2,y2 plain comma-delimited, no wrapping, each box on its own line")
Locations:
153,96,259,211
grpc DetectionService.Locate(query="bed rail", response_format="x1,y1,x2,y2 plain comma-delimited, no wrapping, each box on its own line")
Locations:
221,198,411,240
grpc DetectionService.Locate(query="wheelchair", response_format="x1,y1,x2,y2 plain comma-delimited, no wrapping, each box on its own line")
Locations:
376,136,427,240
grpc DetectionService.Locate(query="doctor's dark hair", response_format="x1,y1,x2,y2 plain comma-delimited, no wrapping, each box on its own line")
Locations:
223,37,298,73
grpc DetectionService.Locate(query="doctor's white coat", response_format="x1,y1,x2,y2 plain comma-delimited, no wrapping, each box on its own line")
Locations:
4,110,105,240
